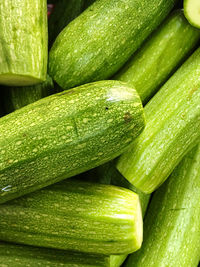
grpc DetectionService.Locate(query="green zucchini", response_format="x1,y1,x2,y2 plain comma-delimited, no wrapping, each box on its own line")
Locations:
125,145,200,267
3,75,54,113
0,0,48,86
0,241,110,267
48,0,85,47
49,0,177,89
83,0,95,9
115,10,200,104
117,47,200,193
184,0,200,29
0,80,145,203
0,179,143,255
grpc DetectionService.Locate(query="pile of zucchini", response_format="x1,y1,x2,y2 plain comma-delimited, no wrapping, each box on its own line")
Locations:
0,0,200,266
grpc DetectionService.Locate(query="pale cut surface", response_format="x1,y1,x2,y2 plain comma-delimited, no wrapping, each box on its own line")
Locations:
184,0,200,28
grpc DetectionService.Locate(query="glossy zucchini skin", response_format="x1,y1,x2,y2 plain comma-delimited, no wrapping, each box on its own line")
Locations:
3,75,54,113
0,179,143,255
115,10,200,104
0,80,145,203
49,0,177,89
117,47,200,193
125,145,200,267
48,0,85,47
0,241,110,267
0,0,48,86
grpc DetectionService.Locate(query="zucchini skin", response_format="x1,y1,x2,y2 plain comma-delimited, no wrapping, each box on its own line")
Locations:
0,80,145,203
0,241,110,267
3,75,54,113
48,0,85,47
49,0,177,89
125,145,200,267
115,10,200,104
0,0,48,86
0,179,143,255
117,47,200,193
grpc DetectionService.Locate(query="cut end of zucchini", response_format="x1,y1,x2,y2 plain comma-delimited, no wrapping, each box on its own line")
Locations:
184,0,200,28
0,74,44,86
134,198,143,250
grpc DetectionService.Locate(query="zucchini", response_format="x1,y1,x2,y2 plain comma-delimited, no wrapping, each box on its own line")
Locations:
49,0,177,89
0,179,143,255
115,10,200,104
48,0,85,47
0,241,110,267
83,0,95,10
125,145,200,267
184,0,200,29
0,80,145,203
3,75,54,113
117,47,200,193
0,0,48,86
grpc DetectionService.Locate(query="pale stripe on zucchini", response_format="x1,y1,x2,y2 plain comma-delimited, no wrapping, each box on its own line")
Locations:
0,179,143,255
115,9,200,104
0,0,48,86
0,80,145,203
125,145,200,267
117,47,200,193
184,0,200,29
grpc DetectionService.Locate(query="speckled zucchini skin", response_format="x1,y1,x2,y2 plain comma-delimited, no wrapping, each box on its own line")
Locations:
0,241,110,267
49,0,177,89
48,0,84,47
115,10,200,104
125,145,200,267
0,179,143,255
3,75,54,113
0,0,48,86
117,47,200,193
0,80,145,203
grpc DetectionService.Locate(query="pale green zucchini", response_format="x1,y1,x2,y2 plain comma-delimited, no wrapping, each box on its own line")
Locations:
125,145,200,267
3,75,54,113
83,161,150,267
184,0,200,29
117,47,200,193
48,0,85,46
49,0,177,89
115,10,200,104
0,80,145,203
0,179,143,255
0,0,48,86
0,241,110,267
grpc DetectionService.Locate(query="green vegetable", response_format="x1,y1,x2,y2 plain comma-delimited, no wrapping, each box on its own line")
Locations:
83,0,95,9
0,0,48,86
184,0,200,29
117,47,200,193
3,75,54,113
0,241,111,267
48,0,85,47
125,145,200,267
0,80,145,203
115,10,200,104
49,0,177,89
83,161,150,266
0,179,143,255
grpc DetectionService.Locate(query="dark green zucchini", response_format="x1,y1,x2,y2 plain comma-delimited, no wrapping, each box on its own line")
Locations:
48,0,85,47
0,80,145,203
0,241,110,267
115,10,200,104
125,145,200,267
49,0,177,89
0,179,143,255
0,0,48,86
3,75,54,113
117,47,200,193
